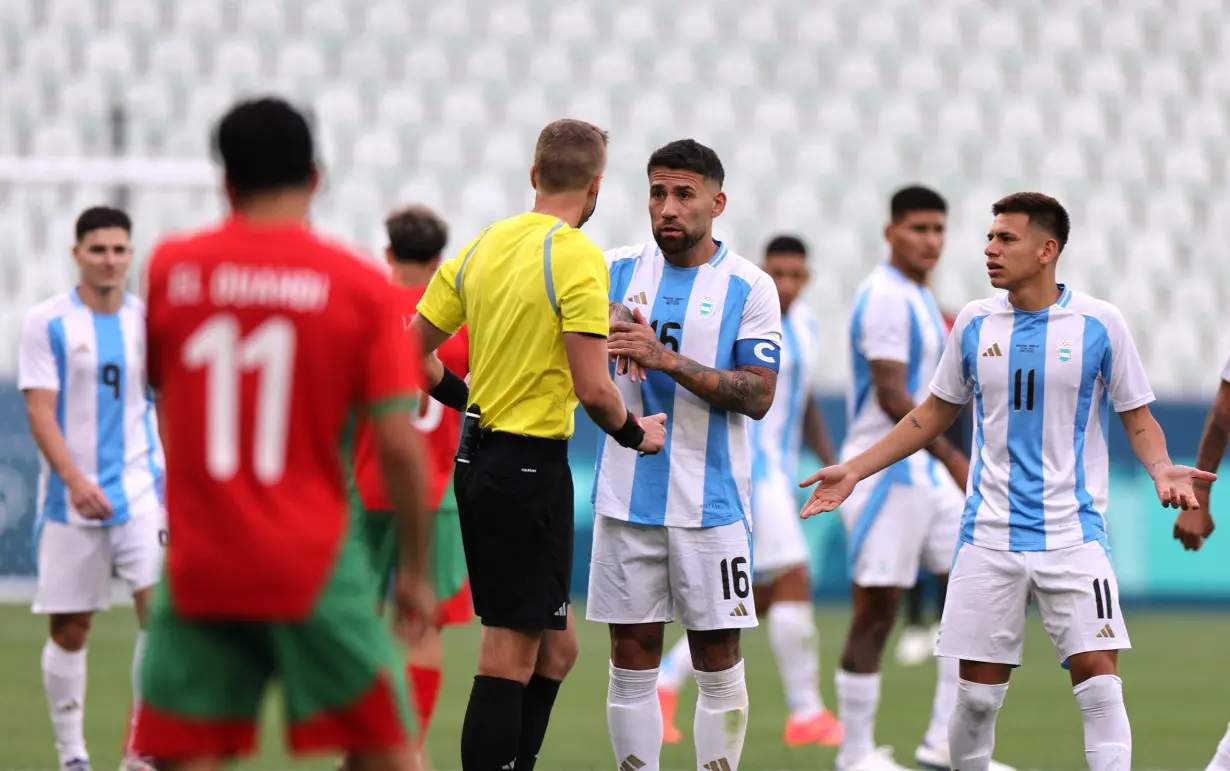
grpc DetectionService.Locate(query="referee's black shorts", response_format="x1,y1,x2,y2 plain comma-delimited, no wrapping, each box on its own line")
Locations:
454,431,573,631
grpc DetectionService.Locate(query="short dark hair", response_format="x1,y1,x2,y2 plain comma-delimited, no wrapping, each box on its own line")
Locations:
765,234,807,258
214,97,316,196
75,206,131,242
890,186,947,220
385,204,449,264
534,119,609,194
647,139,725,187
991,192,1071,253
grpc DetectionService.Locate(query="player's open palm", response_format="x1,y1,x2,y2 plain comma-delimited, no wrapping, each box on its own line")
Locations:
69,478,113,520
798,465,858,519
1154,465,1217,511
636,413,667,454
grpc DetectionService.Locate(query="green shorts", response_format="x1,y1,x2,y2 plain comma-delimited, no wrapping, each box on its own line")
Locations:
132,520,412,760
363,478,469,603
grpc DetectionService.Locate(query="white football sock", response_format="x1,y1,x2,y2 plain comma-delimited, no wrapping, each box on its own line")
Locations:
43,639,88,764
924,653,959,748
1206,721,1230,771
835,669,880,768
694,660,749,771
767,601,824,719
127,630,147,754
657,636,694,693
1074,674,1131,771
607,662,662,771
948,678,1008,771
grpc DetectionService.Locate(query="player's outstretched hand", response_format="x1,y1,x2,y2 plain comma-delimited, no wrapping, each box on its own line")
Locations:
798,464,858,519
609,303,646,382
69,478,113,520
1154,465,1217,510
636,413,667,454
1174,504,1215,551
393,573,437,647
609,308,671,373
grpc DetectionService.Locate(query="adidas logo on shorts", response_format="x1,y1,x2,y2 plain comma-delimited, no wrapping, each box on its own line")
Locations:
729,602,749,617
1096,624,1115,639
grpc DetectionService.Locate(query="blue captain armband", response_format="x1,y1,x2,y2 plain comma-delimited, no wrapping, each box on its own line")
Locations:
734,339,781,371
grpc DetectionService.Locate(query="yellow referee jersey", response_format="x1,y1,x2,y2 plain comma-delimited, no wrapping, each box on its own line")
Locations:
417,211,609,440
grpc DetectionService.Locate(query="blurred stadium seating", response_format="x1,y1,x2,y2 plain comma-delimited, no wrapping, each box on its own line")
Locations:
1,0,1228,394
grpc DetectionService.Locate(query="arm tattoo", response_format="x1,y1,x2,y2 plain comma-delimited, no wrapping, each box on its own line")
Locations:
668,357,776,419
908,416,922,429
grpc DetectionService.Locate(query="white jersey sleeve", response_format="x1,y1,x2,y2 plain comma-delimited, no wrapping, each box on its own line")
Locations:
930,301,980,406
19,305,61,392
857,282,911,365
733,273,783,370
1101,306,1154,412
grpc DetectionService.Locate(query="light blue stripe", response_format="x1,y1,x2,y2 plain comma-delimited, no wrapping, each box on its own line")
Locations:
1006,309,1048,550
709,241,729,267
42,318,68,525
846,470,902,574
629,264,701,525
542,221,565,314
608,258,639,303
590,356,616,506
453,226,492,295
95,313,131,524
1073,316,1111,543
143,386,164,509
701,274,752,528
959,315,988,544
780,315,803,468
848,288,873,422
742,515,754,583
1058,285,1073,307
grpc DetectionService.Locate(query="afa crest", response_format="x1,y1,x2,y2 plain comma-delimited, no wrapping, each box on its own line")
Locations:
699,296,715,317
1057,341,1073,363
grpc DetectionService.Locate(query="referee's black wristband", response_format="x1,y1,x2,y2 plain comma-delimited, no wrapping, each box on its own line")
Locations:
429,368,469,412
608,411,645,449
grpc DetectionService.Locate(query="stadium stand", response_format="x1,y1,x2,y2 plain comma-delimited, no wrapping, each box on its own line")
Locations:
0,0,1227,395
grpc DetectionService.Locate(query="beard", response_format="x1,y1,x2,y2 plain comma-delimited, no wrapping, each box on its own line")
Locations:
577,191,599,229
652,226,704,256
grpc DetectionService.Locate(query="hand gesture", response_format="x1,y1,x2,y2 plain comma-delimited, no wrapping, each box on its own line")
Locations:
69,478,113,520
1153,464,1217,510
393,572,437,646
1174,482,1215,551
636,413,667,454
798,464,859,519
609,308,671,373
609,304,646,382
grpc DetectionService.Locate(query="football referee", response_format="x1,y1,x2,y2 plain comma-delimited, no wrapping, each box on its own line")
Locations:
412,119,666,771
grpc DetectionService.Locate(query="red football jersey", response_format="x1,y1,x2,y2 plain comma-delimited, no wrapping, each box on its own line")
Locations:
145,218,422,620
354,285,469,512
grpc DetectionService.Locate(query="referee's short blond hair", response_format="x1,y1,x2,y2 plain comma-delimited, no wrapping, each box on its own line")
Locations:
533,119,609,195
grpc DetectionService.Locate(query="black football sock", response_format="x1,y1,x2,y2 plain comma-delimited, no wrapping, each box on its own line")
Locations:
904,583,925,627
515,675,563,771
461,675,524,771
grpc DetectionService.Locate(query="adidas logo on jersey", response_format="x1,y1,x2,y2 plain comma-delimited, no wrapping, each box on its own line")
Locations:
620,754,647,771
982,343,1003,357
1096,624,1115,639
729,602,749,617
626,291,648,305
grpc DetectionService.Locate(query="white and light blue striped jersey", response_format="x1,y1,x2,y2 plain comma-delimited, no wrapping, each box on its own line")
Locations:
593,242,783,529
751,302,821,484
842,263,949,485
18,289,164,528
930,286,1154,552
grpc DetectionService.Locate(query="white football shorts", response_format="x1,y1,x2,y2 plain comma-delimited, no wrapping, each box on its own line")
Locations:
838,468,963,588
586,514,758,631
750,470,810,582
32,512,167,614
937,539,1130,666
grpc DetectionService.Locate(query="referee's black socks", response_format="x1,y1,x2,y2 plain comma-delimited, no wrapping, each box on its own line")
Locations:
461,675,523,771
517,675,564,771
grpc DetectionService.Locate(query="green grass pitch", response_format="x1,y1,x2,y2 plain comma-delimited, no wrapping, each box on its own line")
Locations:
0,603,1225,771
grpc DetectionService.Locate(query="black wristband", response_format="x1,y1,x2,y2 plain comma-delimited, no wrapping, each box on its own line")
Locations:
429,367,470,412
608,411,645,449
